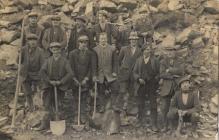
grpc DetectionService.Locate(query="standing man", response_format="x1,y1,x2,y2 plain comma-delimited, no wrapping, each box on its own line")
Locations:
117,31,142,110
69,35,96,123
133,48,160,131
93,33,118,112
20,34,45,111
93,10,120,45
67,15,92,53
23,11,44,47
42,16,67,57
159,48,184,131
167,76,200,135
39,42,73,130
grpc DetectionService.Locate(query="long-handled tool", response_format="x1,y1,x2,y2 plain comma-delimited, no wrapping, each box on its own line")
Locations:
11,17,26,128
72,84,85,131
92,81,98,119
50,86,66,136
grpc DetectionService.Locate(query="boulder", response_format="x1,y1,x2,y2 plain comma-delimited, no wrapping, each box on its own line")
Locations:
176,27,201,43
13,0,38,8
209,102,218,115
15,110,25,123
47,0,65,6
138,4,158,14
61,3,71,13
73,0,87,13
99,0,117,12
168,0,184,11
118,0,137,10
204,0,219,14
67,0,78,5
0,30,19,44
0,21,11,28
157,0,169,13
213,45,218,58
0,6,18,14
211,94,218,106
1,12,25,25
160,34,176,49
0,44,19,65
192,37,205,49
85,1,94,17
0,117,8,128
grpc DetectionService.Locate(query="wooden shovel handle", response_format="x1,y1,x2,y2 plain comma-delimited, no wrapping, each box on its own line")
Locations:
54,86,59,121
93,82,97,118
78,84,81,125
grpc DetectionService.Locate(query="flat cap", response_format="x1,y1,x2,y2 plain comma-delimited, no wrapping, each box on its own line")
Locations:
51,16,61,21
98,10,108,17
178,75,191,86
27,34,38,40
75,16,87,23
129,31,139,40
28,11,38,17
50,42,61,48
78,35,89,41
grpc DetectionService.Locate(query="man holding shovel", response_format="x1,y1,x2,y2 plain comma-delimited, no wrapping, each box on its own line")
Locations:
69,34,96,124
39,42,73,131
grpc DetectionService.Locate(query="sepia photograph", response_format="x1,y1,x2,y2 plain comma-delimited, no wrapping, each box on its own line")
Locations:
0,0,218,139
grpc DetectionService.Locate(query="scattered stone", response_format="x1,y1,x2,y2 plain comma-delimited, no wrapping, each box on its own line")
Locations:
176,27,200,43
47,0,65,6
61,3,71,13
168,0,184,11
85,1,94,17
15,109,25,123
0,30,19,44
192,37,205,49
0,6,19,14
160,34,176,49
211,94,218,106
118,0,137,10
157,0,169,13
204,0,219,14
0,44,19,65
209,102,218,115
0,117,8,128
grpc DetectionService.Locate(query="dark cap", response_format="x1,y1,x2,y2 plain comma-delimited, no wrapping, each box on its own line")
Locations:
178,75,191,86
75,16,87,23
50,42,61,48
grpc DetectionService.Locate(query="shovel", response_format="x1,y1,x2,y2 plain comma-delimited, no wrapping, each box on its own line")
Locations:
92,81,97,119
50,86,66,136
72,84,85,131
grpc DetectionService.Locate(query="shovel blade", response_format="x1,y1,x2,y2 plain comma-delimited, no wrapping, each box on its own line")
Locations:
72,125,85,131
50,120,66,136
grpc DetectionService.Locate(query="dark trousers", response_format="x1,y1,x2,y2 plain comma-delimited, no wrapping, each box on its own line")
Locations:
97,79,119,111
137,82,158,126
160,95,172,127
22,79,40,108
167,110,199,129
42,87,65,120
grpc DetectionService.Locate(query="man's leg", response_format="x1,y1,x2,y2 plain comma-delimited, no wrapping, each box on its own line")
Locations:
137,85,146,124
22,80,33,110
167,109,178,130
160,96,171,130
148,86,158,131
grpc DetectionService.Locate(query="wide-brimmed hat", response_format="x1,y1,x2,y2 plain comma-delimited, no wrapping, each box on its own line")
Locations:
98,10,108,18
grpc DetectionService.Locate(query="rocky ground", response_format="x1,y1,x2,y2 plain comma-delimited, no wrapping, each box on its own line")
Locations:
0,0,218,140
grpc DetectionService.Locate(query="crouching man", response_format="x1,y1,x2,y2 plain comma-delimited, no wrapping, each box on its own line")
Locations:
38,42,73,130
167,75,201,135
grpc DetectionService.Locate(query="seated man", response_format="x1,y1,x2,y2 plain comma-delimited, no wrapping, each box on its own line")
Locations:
167,75,201,134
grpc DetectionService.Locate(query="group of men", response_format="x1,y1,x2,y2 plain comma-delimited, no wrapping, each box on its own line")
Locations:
18,10,201,134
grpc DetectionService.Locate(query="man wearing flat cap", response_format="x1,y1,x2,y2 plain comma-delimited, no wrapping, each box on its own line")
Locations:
68,15,94,53
92,10,121,46
133,47,160,131
115,31,142,111
19,34,45,111
167,75,200,135
69,34,96,123
23,11,44,47
39,42,73,130
159,47,185,132
42,15,67,56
